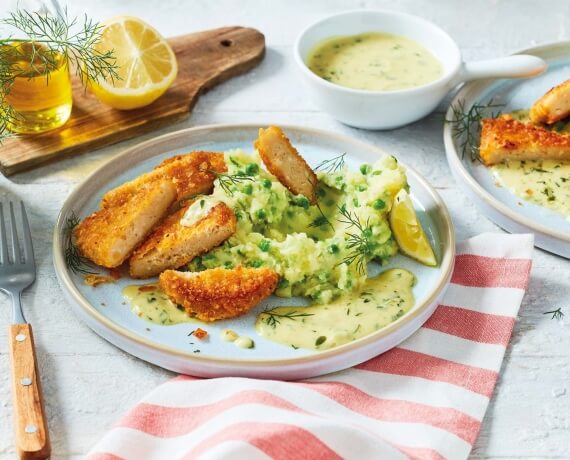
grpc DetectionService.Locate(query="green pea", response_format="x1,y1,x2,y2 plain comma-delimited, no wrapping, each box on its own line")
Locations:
248,259,263,268
296,196,310,209
258,240,271,252
245,163,259,175
255,209,267,220
328,244,339,254
243,184,253,195
277,278,290,289
372,199,386,210
262,178,272,189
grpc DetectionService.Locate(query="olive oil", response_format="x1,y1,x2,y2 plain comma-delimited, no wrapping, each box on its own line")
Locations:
4,42,72,134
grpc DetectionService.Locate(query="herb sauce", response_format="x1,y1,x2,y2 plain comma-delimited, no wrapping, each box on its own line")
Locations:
180,196,221,227
123,284,197,325
220,329,255,349
307,32,443,91
491,160,570,219
255,268,415,350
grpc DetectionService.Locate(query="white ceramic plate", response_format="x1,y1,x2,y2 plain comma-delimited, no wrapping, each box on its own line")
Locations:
53,124,454,379
444,42,570,258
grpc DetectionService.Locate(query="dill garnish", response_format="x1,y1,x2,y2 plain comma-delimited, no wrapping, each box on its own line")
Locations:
63,212,98,274
544,307,564,320
315,153,346,173
309,203,333,229
209,170,254,196
0,9,120,141
261,308,314,329
446,99,503,161
336,206,375,274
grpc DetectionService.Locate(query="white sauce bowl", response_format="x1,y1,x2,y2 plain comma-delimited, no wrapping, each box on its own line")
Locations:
294,10,547,129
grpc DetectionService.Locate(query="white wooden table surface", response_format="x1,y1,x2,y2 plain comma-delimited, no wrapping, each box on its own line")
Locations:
0,1,569,458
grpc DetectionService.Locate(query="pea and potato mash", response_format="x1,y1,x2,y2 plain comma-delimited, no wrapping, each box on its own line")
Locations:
188,149,408,303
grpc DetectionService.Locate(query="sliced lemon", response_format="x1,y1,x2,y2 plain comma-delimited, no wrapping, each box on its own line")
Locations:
390,189,437,266
90,16,177,110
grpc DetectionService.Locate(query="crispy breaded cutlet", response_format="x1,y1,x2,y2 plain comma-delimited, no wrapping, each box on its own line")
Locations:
75,179,177,268
530,79,570,124
101,151,226,208
129,202,236,278
254,126,318,204
480,117,570,165
159,266,279,321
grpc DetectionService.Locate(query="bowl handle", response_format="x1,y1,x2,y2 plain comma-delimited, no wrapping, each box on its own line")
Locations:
450,55,547,87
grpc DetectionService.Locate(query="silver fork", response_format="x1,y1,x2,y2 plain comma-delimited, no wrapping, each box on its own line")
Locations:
0,201,50,459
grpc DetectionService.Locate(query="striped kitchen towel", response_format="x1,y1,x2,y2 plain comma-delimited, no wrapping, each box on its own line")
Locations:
88,232,534,460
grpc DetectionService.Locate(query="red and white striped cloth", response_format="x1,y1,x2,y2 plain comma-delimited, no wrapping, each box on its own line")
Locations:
88,233,534,460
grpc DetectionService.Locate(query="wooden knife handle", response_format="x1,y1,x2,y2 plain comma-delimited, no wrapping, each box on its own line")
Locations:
9,324,51,459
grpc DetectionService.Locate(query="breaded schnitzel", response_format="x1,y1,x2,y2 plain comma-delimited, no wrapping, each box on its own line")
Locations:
101,151,226,208
480,116,570,165
255,126,318,204
75,179,177,268
159,266,279,321
530,79,570,125
129,201,236,278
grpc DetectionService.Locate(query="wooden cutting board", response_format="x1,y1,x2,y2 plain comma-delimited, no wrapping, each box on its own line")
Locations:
0,26,265,176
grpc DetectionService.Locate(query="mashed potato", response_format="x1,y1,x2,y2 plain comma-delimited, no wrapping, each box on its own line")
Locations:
188,149,408,303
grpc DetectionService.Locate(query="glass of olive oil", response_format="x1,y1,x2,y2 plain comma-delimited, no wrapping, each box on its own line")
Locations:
4,41,72,134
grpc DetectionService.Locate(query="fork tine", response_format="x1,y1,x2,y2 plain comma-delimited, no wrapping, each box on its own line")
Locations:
0,203,9,264
9,202,21,264
20,201,34,264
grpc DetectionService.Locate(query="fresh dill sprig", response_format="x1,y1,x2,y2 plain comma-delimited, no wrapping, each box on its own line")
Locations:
446,99,504,161
1,9,119,86
0,9,120,141
314,153,346,173
209,170,254,196
309,203,333,229
63,212,98,275
336,205,375,274
261,308,314,329
543,307,564,320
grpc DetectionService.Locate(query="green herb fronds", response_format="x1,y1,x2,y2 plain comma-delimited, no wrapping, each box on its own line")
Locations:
446,99,503,161
63,212,98,274
315,153,346,173
261,308,314,329
336,206,374,274
1,9,119,85
209,170,254,196
543,307,564,320
0,9,120,141
309,203,333,229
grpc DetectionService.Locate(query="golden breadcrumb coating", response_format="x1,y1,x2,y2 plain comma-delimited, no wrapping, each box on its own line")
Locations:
480,116,570,165
159,266,279,322
254,126,318,203
530,79,570,124
129,202,236,278
75,179,177,268
101,151,227,208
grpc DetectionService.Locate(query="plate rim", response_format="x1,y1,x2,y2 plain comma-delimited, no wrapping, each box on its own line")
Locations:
443,41,570,244
53,123,455,368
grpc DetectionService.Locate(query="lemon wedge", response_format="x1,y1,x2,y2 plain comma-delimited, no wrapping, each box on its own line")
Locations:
90,16,177,110
390,189,437,266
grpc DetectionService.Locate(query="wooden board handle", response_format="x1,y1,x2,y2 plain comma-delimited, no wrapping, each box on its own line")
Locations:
9,324,51,459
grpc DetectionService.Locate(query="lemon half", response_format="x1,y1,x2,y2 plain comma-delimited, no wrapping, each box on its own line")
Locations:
91,16,178,110
390,189,437,266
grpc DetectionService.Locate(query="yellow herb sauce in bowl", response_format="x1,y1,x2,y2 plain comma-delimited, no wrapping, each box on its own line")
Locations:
307,32,443,91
